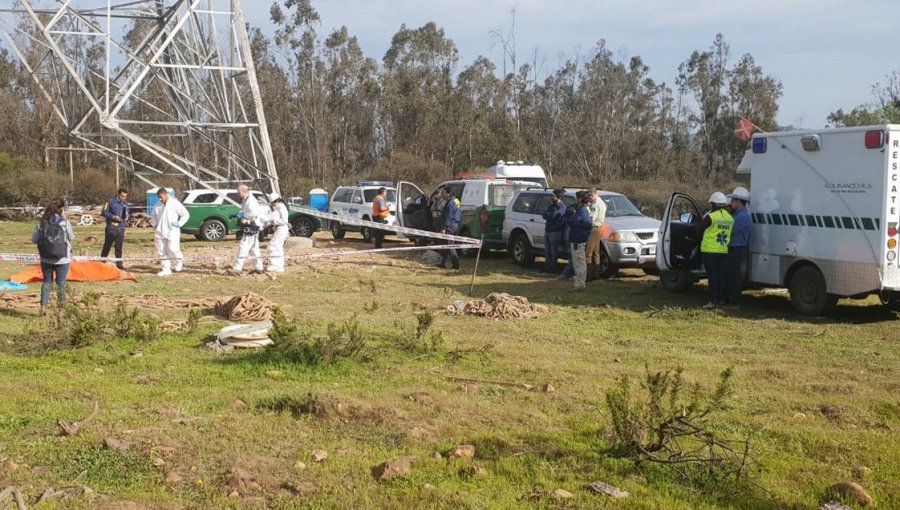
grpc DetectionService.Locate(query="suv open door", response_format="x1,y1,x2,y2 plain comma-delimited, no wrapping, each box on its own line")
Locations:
657,192,704,292
396,181,430,244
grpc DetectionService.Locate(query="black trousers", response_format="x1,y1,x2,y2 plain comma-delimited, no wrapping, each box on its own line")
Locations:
373,216,387,248
725,245,749,305
101,229,126,268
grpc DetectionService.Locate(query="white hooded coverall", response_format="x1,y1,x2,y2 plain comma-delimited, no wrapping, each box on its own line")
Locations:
150,197,190,272
233,195,265,272
267,202,290,272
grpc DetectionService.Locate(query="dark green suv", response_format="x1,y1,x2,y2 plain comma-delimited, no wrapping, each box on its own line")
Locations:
180,189,322,242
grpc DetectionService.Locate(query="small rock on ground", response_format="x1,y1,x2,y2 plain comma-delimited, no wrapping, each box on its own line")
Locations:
820,502,852,510
229,399,247,411
461,383,479,394
102,437,130,451
448,444,475,459
164,472,182,483
471,465,488,477
151,458,166,467
553,489,574,499
293,461,307,471
431,452,443,460
826,481,873,507
851,466,872,479
310,449,328,462
372,456,416,481
588,481,629,498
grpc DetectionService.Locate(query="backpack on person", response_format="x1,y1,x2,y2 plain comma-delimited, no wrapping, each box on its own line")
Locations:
38,221,68,259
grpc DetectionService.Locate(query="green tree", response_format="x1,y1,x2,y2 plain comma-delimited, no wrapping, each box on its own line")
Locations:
828,71,900,126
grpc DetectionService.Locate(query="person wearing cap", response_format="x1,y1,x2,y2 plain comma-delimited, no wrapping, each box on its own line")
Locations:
149,188,190,277
540,189,568,274
371,187,390,249
697,192,734,309
566,190,593,291
724,186,751,309
266,193,290,273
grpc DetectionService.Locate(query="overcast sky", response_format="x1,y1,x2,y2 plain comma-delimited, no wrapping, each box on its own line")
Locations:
246,0,896,128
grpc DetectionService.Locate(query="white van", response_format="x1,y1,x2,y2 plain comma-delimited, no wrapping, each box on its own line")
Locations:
487,161,548,188
657,124,900,315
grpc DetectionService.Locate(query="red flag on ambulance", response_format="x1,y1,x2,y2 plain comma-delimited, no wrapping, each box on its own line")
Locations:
734,116,754,141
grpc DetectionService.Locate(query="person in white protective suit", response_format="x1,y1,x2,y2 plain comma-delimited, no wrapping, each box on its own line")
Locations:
265,193,290,273
149,188,190,277
231,184,266,274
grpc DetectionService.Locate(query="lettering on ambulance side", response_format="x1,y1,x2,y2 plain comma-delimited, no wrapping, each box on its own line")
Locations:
888,138,899,265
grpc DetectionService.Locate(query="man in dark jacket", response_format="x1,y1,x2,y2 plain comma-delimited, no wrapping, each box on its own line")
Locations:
541,189,567,273
100,187,129,269
567,191,592,290
438,188,462,270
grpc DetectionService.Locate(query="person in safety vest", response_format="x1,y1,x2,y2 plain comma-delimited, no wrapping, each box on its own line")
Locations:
266,193,290,273
438,188,461,270
230,185,266,275
372,187,390,249
724,186,751,309
150,188,190,277
697,191,734,309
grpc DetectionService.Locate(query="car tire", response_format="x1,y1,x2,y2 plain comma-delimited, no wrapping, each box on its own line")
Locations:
789,265,837,316
458,229,477,258
361,216,373,242
331,218,345,239
596,247,618,279
199,218,227,242
290,216,315,238
659,269,693,293
509,231,535,266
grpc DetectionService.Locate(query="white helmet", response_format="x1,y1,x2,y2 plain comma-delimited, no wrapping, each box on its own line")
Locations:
268,192,282,203
709,192,728,205
727,186,751,202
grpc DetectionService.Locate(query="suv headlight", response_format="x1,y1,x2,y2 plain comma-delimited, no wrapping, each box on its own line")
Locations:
608,231,638,242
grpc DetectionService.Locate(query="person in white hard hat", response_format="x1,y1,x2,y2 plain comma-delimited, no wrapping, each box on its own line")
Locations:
696,191,734,309
149,188,190,276
724,186,751,309
266,192,289,273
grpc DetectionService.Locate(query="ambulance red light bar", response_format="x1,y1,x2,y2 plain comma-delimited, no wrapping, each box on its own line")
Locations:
889,226,898,237
864,130,884,149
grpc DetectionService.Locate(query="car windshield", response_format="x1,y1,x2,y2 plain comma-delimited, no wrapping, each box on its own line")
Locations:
363,189,397,203
601,195,642,217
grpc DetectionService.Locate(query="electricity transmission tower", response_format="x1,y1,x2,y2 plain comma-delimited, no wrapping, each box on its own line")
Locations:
0,0,280,194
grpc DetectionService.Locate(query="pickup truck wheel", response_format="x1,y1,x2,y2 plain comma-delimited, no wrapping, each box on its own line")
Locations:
290,216,315,237
596,248,618,279
331,218,345,239
659,269,693,293
361,216,373,242
458,229,477,258
642,267,660,276
199,219,227,242
789,265,838,316
509,232,535,266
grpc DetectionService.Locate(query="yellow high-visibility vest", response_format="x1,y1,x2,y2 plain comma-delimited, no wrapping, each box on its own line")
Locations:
700,209,734,254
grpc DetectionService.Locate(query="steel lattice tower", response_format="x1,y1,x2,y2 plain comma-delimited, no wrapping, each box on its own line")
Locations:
0,0,280,194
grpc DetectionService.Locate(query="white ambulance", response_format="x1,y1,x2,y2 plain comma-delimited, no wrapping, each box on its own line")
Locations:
657,124,900,315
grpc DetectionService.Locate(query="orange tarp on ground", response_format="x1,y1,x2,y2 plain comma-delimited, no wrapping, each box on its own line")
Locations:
10,261,136,283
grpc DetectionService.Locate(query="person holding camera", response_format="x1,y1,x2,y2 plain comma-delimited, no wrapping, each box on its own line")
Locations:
230,185,265,275
265,193,289,273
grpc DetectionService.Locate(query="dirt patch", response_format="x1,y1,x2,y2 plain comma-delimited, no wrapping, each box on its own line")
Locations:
256,394,404,424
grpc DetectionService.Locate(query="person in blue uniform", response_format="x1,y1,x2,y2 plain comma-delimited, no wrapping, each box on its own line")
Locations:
100,187,129,270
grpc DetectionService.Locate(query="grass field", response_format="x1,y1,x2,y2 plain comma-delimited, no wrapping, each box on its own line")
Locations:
0,219,898,509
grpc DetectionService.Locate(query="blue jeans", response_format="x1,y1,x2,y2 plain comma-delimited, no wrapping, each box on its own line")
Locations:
702,253,727,305
543,231,563,270
40,262,69,305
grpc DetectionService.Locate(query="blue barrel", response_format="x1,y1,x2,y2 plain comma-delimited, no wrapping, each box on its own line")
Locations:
309,188,328,211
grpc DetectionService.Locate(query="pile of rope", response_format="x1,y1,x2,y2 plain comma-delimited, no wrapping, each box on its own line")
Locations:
214,292,276,323
447,292,548,319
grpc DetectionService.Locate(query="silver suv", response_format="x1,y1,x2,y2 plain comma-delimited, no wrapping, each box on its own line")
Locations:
502,189,661,277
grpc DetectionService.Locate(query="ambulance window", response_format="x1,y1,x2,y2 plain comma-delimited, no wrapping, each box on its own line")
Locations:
842,217,854,229
754,213,765,224
805,215,816,227
771,214,783,226
861,217,876,230
822,216,835,228
853,217,863,230
787,215,800,226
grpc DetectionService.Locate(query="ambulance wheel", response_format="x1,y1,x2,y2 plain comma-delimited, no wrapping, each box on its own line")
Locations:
199,219,227,242
659,269,693,293
789,265,837,316
331,219,345,239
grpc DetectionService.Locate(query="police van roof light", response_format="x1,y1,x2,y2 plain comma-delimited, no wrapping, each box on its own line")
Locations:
864,130,884,149
752,137,767,154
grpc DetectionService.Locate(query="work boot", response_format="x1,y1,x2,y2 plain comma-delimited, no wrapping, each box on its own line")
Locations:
39,303,48,317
